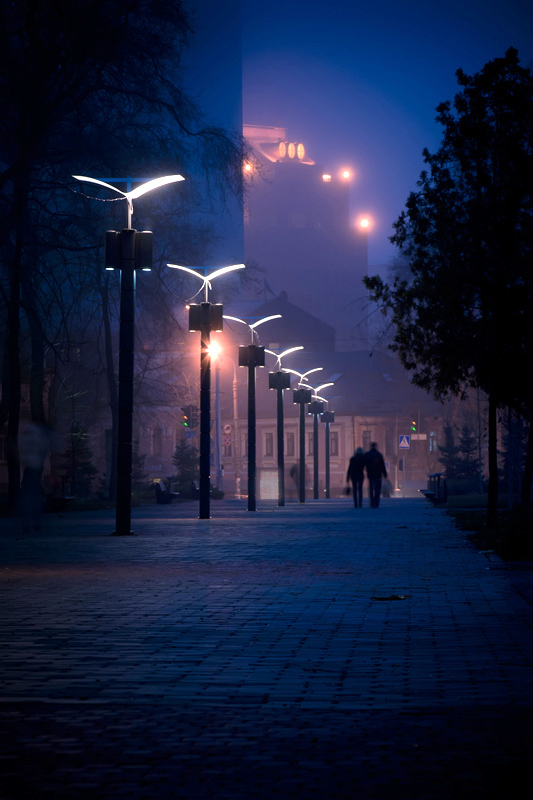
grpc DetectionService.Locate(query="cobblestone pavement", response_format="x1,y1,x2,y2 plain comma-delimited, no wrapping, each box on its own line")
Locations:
1,498,533,799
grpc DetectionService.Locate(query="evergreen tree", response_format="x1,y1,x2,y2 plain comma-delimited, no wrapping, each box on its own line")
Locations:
172,438,199,487
457,425,481,481
438,424,462,479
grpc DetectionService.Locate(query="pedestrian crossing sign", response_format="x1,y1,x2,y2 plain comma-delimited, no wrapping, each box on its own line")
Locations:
399,435,410,449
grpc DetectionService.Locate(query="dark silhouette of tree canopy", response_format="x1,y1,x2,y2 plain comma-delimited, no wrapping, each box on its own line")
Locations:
364,49,533,521
0,0,247,511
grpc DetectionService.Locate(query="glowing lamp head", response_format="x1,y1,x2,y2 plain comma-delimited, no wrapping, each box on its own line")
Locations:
342,170,351,179
208,341,222,360
322,174,332,182
357,215,372,231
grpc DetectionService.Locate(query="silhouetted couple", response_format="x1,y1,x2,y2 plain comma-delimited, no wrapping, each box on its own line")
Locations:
346,443,387,508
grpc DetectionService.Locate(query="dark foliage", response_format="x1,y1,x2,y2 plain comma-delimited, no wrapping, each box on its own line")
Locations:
364,49,533,518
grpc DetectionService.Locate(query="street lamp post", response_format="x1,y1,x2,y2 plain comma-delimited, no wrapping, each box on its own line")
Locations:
224,315,281,511
308,382,334,500
284,368,323,503
73,174,184,536
309,400,325,499
321,410,335,498
266,346,304,507
168,264,245,519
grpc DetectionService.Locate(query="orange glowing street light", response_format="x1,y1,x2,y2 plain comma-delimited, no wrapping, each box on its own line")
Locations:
357,214,372,230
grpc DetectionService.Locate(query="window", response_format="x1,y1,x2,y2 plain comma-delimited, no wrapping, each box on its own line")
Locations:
286,431,295,457
265,432,274,457
307,433,314,456
362,430,372,452
330,431,339,457
242,434,248,457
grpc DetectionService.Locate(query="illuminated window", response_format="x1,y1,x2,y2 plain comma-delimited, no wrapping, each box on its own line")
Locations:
297,143,305,159
288,142,296,158
278,142,287,158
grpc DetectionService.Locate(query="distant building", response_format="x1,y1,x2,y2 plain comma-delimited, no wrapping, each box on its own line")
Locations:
243,124,369,350
215,292,447,500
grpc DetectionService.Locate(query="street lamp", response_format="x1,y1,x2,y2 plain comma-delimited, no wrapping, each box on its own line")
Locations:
283,367,323,503
321,408,335,499
73,173,184,536
265,346,304,506
307,382,334,499
168,263,245,519
224,314,281,511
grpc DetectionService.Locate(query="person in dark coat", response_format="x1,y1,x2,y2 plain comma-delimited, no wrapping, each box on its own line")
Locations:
346,447,365,508
364,442,388,508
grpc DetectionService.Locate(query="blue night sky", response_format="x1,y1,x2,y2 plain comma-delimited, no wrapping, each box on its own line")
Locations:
241,0,533,269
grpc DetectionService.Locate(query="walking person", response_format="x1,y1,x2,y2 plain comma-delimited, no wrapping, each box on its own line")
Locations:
364,442,387,508
346,447,365,508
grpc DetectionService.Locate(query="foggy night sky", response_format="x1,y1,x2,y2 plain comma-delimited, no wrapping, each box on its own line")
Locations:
241,0,533,270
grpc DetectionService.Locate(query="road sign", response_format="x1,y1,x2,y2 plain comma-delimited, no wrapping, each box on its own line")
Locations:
223,423,232,434
399,435,410,449
223,435,232,446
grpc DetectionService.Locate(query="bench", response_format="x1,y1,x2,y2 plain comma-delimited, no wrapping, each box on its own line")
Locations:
155,480,179,505
420,473,447,504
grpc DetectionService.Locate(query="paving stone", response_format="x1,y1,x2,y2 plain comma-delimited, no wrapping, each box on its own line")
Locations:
1,498,533,798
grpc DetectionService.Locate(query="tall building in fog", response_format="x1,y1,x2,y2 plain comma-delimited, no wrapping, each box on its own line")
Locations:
243,124,369,350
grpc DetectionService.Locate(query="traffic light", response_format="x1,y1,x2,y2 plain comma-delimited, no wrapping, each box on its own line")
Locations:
181,405,191,427
410,417,417,432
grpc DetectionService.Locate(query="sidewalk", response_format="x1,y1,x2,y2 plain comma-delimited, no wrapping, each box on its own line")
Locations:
1,497,533,799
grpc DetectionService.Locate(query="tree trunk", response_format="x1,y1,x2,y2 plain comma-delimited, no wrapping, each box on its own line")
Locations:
6,235,22,514
0,329,9,431
487,391,499,527
520,403,533,508
101,276,118,501
21,274,46,425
